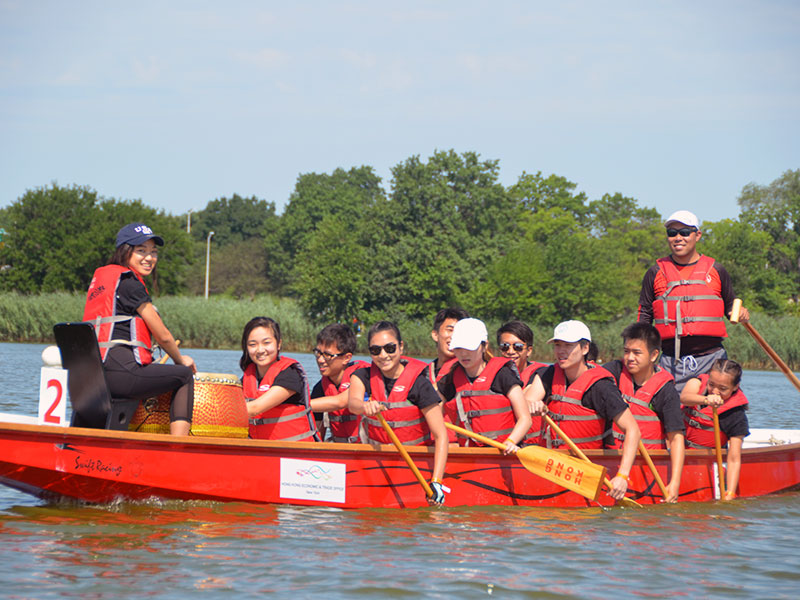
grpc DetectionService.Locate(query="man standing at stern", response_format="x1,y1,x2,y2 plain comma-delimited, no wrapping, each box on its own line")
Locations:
637,210,749,390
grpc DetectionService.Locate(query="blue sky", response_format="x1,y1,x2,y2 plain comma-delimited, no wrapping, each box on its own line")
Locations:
1,1,798,224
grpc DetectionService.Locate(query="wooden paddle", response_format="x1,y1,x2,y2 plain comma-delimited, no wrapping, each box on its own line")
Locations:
445,422,606,501
712,407,727,500
638,440,668,500
731,299,800,393
543,414,642,507
376,413,434,499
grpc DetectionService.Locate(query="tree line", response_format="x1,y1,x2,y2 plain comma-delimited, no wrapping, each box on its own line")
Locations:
1,151,798,328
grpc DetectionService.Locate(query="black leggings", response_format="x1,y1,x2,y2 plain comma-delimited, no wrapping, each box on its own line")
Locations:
104,346,194,422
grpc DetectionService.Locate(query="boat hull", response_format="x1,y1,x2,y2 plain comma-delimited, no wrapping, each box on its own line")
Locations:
1,421,799,508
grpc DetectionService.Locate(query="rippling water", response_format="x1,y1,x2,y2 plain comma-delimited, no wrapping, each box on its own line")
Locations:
1,342,799,598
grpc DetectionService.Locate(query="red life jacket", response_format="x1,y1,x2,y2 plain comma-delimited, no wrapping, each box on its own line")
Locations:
546,364,613,449
652,255,727,341
83,264,154,365
520,361,548,387
243,358,319,442
321,360,370,443
683,373,749,448
428,357,458,386
611,367,673,449
444,357,518,447
363,357,433,446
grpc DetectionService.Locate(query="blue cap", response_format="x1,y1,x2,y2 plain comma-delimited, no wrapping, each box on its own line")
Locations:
115,223,165,248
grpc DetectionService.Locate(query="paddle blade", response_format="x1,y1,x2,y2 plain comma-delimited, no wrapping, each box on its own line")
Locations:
517,446,607,502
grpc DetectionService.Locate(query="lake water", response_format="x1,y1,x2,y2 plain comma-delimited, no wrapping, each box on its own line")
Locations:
1,342,799,598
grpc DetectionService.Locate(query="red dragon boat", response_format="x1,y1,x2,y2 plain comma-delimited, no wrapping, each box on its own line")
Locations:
1,418,799,509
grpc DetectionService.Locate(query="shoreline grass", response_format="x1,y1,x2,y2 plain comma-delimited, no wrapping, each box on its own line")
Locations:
1,292,797,370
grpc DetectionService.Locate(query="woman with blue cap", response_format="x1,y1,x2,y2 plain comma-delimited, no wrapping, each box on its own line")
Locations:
83,223,196,435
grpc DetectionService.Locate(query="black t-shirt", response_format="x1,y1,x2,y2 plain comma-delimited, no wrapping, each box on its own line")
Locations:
603,360,685,434
255,364,305,406
538,365,628,423
352,362,441,410
111,273,151,341
438,362,523,403
719,405,750,439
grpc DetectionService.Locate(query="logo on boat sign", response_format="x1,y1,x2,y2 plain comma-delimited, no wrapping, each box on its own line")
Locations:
280,458,345,503
73,455,123,477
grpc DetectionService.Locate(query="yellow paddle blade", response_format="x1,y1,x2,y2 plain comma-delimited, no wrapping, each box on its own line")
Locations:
517,445,607,502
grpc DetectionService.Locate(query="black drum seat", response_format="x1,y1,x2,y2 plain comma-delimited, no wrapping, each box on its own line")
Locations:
53,322,141,430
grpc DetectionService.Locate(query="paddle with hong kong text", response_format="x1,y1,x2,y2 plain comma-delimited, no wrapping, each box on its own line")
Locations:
445,422,607,502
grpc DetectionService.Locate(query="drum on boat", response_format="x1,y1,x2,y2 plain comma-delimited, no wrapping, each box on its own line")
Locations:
128,372,249,438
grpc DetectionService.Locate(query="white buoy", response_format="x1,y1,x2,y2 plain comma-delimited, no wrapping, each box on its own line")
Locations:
41,345,62,367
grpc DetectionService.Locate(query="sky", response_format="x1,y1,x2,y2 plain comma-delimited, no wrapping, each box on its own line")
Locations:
1,1,798,224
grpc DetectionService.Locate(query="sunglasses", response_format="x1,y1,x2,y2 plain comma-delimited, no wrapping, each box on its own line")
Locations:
666,227,697,238
312,348,346,361
368,342,398,356
499,342,526,353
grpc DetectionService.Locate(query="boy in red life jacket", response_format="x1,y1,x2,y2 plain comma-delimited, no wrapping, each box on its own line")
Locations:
240,317,319,442
525,320,641,501
346,321,449,505
637,210,751,391
603,323,685,502
496,320,548,445
426,307,469,389
681,359,749,500
438,318,532,453
309,324,369,443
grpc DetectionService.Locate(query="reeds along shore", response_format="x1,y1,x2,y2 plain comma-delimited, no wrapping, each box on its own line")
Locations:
0,292,798,370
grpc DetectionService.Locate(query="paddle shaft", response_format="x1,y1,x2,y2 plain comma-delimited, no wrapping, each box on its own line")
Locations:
376,413,433,498
543,414,641,507
731,299,800,393
712,407,727,499
638,440,668,499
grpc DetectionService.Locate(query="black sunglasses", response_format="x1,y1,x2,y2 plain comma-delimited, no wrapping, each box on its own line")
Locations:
666,227,697,238
499,342,526,353
368,342,398,356
312,348,346,361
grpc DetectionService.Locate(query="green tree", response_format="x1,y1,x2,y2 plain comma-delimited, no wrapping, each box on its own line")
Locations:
293,215,369,321
190,194,278,247
0,184,191,294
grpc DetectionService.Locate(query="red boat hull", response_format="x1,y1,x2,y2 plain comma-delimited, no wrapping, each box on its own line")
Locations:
1,422,799,508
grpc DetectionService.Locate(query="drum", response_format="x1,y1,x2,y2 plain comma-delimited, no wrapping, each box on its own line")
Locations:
128,372,249,438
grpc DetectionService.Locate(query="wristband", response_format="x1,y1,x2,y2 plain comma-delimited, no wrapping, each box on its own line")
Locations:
616,473,630,482
431,477,443,484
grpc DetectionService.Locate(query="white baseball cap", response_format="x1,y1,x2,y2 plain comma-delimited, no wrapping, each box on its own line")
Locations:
547,320,592,343
449,318,488,351
664,210,699,229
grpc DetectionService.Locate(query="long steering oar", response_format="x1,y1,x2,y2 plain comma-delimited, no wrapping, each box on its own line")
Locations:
376,413,434,500
543,414,641,508
712,407,727,500
731,299,800,393
445,422,606,502
638,440,668,500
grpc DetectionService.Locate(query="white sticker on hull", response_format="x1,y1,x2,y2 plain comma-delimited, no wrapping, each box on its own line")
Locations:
279,458,346,503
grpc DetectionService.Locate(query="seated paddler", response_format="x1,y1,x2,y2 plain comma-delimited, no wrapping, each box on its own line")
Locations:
84,222,196,436
309,323,369,442
240,316,319,442
604,322,685,502
346,321,449,505
437,318,531,454
680,358,749,500
525,320,641,501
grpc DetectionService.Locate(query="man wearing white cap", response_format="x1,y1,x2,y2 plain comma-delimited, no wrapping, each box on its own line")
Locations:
637,210,750,390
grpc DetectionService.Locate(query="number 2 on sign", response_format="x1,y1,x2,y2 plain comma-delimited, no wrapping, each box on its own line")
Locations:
39,366,68,426
44,379,63,424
